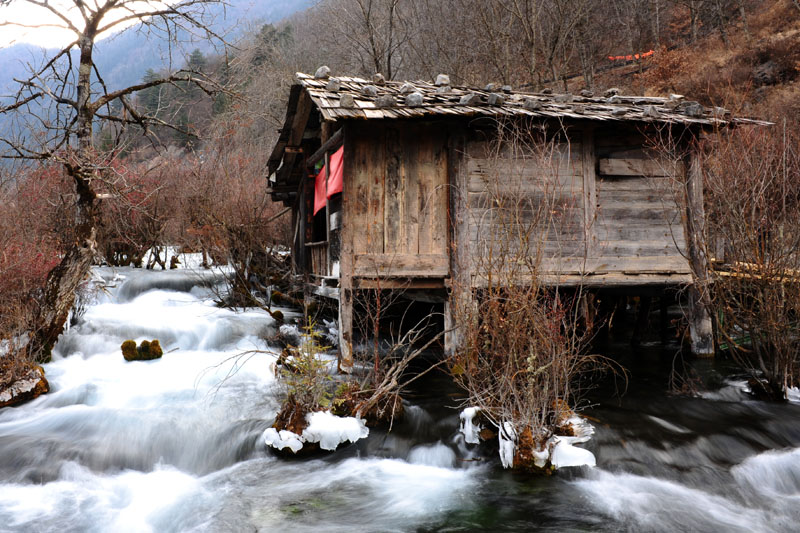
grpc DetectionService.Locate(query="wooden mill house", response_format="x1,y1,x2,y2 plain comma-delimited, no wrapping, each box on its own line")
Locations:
268,69,762,369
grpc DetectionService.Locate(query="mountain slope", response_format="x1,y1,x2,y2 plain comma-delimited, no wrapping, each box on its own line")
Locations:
0,0,311,93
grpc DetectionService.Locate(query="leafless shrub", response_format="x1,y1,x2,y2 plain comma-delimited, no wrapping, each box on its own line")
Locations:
704,122,800,399
343,285,446,425
448,120,613,469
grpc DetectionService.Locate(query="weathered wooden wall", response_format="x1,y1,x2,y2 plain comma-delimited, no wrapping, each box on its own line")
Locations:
463,124,690,287
344,121,449,279
466,133,586,281
594,127,688,276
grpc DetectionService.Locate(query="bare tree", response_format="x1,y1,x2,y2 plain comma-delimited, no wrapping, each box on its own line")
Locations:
705,123,800,399
670,0,708,42
317,0,414,80
0,0,228,360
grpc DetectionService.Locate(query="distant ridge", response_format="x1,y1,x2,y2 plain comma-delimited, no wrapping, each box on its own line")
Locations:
0,0,312,94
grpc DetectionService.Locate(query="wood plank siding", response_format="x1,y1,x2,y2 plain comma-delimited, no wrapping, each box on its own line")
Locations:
464,126,691,287
345,122,450,278
594,128,688,276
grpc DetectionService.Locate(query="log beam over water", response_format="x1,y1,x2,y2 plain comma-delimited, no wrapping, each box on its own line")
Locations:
685,140,714,357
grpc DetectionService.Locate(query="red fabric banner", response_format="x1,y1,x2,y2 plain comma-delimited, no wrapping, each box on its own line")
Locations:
313,146,344,215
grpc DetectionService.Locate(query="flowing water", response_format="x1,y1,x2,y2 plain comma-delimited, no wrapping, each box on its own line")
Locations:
2,267,800,532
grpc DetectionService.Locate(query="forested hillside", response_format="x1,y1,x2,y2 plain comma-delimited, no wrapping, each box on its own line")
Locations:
134,0,799,155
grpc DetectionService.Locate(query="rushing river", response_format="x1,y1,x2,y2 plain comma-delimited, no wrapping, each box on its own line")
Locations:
2,267,800,532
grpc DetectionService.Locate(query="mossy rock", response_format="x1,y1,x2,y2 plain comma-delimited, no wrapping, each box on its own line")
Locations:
121,339,164,361
121,340,138,360
0,365,49,408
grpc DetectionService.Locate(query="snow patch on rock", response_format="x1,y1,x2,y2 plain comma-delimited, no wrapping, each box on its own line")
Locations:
498,421,517,468
263,410,369,453
496,415,596,470
303,410,369,451
548,416,596,469
459,407,482,444
263,428,304,453
278,324,302,345
786,387,800,403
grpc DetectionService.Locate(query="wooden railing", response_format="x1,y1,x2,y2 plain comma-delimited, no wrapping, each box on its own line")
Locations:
306,241,329,277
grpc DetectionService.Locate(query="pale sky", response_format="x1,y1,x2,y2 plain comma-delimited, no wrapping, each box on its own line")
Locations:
0,1,178,49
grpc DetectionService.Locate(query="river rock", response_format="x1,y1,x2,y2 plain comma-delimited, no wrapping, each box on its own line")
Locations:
121,339,163,361
361,84,379,97
375,94,396,108
339,94,355,108
0,365,49,408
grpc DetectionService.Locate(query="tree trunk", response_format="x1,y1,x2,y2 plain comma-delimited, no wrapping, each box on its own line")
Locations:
30,228,97,361
29,31,101,361
735,0,750,41
689,1,699,42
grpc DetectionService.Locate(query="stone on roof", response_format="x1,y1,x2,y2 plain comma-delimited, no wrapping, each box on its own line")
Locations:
293,72,768,127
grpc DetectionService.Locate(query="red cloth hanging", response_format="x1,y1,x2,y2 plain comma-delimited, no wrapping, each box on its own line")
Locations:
313,146,344,215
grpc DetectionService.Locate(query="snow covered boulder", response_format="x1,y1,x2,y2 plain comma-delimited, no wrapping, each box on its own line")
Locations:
263,428,305,454
506,416,596,473
0,364,49,408
264,410,369,455
303,411,369,450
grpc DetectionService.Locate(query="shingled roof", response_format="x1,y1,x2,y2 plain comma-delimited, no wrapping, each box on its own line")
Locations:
295,71,768,127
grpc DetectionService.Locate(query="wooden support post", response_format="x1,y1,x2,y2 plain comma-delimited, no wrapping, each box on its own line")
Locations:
338,125,354,371
338,287,354,371
579,292,596,331
660,294,670,345
596,294,613,345
631,295,652,347
324,151,331,277
685,139,714,357
303,174,314,328
445,130,470,356
291,203,300,274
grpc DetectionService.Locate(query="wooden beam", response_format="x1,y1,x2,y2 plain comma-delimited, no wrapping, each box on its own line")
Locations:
306,128,344,168
325,151,331,277
445,130,470,357
355,278,446,290
685,139,714,356
274,91,315,188
353,253,449,278
267,84,303,175
338,124,354,372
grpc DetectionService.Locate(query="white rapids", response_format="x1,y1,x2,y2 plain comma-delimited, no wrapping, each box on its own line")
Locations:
2,266,800,532
0,266,482,532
